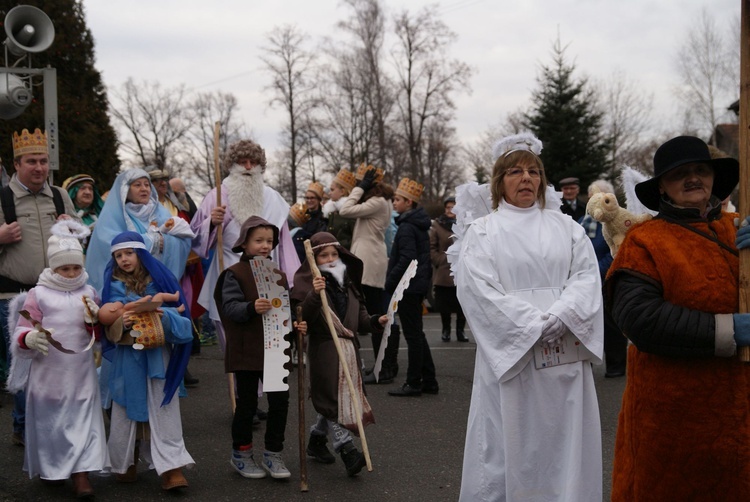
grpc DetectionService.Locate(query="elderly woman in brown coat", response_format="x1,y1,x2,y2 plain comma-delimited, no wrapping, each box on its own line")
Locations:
430,196,468,342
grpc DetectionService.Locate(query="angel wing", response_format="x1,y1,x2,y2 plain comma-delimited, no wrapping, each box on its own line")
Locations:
619,165,657,217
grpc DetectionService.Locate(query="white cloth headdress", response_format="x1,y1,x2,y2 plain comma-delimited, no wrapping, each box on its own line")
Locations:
491,131,543,161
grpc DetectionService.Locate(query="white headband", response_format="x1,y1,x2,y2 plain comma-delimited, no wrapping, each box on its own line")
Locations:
311,241,341,251
111,241,147,254
491,132,543,161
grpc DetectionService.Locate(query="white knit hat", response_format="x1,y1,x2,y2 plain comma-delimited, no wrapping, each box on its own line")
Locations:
47,220,89,270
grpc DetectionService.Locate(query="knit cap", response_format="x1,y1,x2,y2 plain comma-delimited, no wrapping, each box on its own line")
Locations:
47,220,89,270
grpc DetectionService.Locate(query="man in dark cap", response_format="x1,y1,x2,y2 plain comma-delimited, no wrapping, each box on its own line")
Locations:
559,177,585,221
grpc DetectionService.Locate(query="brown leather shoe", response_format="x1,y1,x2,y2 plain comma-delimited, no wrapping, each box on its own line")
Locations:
161,468,188,490
71,472,94,499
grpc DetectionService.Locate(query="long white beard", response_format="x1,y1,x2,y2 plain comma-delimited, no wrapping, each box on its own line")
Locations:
322,258,347,287
225,164,265,226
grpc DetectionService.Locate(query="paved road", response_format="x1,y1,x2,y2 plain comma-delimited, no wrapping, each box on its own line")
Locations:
0,313,626,501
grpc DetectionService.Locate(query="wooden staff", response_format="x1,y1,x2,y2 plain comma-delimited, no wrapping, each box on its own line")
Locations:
213,121,236,407
303,240,372,471
740,1,750,362
296,305,309,492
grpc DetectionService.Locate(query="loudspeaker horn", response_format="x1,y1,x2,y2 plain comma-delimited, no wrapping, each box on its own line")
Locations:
0,73,31,119
3,5,55,57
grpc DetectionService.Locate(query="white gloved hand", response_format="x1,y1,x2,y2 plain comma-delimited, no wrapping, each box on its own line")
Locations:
25,329,50,356
83,297,100,324
541,314,567,345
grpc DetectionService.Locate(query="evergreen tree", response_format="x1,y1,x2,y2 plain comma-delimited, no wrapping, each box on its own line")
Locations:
0,0,119,190
524,37,609,189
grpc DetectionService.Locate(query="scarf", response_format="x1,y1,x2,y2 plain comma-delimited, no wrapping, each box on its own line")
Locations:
37,268,89,292
330,308,374,432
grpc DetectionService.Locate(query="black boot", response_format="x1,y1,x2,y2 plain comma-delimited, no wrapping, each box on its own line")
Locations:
456,317,469,343
440,313,451,341
441,328,451,342
339,442,366,477
307,433,335,464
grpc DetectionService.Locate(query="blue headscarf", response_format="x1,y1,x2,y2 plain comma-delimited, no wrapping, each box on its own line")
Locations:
102,231,192,408
85,168,190,293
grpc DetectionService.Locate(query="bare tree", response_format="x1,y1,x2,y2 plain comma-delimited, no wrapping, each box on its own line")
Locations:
675,9,734,142
599,70,653,179
338,0,395,170
462,113,525,184
109,78,194,170
391,5,473,182
184,91,246,195
260,25,318,200
423,120,465,201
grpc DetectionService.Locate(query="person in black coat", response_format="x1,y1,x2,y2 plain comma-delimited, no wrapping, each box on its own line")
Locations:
559,177,586,221
385,178,437,397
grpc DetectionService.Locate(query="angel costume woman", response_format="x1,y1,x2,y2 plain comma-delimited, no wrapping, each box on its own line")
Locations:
9,221,107,494
451,133,604,501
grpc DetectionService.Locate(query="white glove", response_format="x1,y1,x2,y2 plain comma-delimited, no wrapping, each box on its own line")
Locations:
160,217,195,239
541,314,567,345
25,329,50,356
83,297,100,324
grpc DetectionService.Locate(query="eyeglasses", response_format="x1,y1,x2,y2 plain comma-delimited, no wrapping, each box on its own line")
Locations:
504,167,543,178
304,196,318,200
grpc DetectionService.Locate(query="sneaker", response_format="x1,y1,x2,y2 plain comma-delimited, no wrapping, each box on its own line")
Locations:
262,451,291,479
199,333,217,346
231,450,267,479
339,442,366,477
307,433,335,464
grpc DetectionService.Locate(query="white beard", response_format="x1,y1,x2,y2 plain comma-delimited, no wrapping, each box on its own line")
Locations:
225,164,265,226
322,258,347,287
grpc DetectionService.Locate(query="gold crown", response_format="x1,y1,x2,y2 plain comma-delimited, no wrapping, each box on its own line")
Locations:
306,181,325,200
12,128,48,158
395,177,424,203
354,163,385,183
289,202,310,226
333,168,356,192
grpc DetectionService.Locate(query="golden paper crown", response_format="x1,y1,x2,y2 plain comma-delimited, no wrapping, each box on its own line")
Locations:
12,128,48,158
395,177,424,203
354,163,385,183
306,181,325,200
333,168,356,192
289,202,310,226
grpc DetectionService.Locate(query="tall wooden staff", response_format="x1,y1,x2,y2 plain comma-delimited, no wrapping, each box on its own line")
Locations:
303,240,372,471
214,122,236,407
296,306,309,492
739,1,750,362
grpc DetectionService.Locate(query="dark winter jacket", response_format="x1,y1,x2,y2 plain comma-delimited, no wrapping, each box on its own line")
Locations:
385,206,432,295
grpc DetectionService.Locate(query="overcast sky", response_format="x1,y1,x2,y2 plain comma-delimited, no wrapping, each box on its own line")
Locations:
83,0,739,164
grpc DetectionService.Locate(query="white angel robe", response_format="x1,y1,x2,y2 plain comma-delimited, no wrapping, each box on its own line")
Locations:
455,200,604,502
12,286,108,480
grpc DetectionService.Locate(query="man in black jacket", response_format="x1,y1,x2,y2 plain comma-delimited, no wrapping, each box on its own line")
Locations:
559,177,586,221
386,178,437,397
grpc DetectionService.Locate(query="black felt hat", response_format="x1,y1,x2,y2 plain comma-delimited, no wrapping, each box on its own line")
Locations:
635,136,738,211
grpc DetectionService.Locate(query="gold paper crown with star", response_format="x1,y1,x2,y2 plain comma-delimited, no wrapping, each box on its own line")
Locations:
354,163,385,183
395,177,424,203
306,181,325,200
289,202,310,227
12,128,48,158
333,168,356,192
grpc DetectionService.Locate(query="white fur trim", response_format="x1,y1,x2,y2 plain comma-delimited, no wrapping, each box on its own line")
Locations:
51,219,91,240
491,131,543,161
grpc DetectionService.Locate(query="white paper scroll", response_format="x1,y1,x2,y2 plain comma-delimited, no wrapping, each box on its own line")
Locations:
250,258,291,391
372,259,418,380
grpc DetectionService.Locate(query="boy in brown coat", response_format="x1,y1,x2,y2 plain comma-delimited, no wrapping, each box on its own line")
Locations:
214,216,296,480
